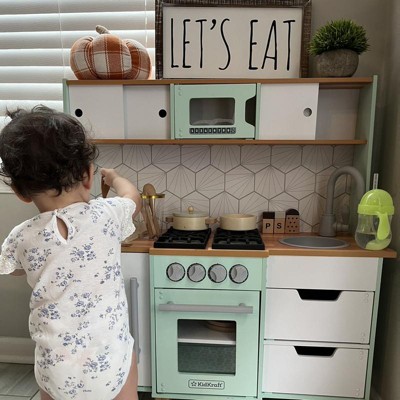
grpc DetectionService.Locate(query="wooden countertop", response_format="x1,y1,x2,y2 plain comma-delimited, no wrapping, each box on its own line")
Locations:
122,232,397,258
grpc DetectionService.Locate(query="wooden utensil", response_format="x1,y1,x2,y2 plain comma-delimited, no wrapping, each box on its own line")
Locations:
143,183,161,237
101,178,110,198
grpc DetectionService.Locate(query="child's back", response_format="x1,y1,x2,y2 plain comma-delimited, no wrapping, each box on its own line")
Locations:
0,106,141,400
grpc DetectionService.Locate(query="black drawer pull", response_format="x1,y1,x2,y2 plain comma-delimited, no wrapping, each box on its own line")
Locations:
295,346,336,357
297,289,341,301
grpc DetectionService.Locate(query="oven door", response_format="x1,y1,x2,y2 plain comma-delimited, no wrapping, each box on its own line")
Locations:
154,288,260,397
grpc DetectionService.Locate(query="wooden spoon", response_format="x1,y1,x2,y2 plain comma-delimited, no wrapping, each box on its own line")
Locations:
101,178,110,198
143,183,161,237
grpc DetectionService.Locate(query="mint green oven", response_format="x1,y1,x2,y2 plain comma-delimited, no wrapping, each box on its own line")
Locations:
171,84,259,139
154,288,260,397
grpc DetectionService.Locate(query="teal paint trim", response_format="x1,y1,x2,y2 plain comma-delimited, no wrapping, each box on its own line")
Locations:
364,258,383,400
170,83,175,139
149,256,159,400
62,79,70,113
354,75,378,191
257,258,267,399
351,75,378,231
254,83,261,140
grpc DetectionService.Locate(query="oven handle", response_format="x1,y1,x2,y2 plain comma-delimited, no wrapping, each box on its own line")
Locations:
158,302,253,314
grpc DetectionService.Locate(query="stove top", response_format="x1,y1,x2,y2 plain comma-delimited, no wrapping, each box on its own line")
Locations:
211,228,265,250
153,227,211,249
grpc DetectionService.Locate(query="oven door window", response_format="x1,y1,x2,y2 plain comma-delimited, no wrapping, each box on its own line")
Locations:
177,319,236,374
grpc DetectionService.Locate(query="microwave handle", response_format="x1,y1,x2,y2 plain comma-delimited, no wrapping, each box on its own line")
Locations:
158,302,253,314
130,277,140,363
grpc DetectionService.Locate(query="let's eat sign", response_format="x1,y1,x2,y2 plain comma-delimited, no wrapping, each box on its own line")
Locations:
161,5,306,78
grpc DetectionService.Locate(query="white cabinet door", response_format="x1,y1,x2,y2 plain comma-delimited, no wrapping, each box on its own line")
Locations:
121,252,151,388
258,83,319,139
124,85,170,139
68,85,125,139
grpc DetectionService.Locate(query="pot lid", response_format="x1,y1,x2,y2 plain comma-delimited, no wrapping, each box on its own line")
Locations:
173,206,208,218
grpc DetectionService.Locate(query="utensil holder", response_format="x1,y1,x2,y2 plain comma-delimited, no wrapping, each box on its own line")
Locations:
140,193,165,239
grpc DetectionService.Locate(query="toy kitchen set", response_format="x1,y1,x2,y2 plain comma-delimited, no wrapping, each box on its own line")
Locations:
63,2,398,400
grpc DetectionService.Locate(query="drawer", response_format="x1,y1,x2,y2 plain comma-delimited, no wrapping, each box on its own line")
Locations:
258,83,318,140
263,342,368,398
266,256,379,290
265,289,374,343
67,85,125,139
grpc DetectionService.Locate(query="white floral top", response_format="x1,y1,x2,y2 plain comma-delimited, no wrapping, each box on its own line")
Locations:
0,197,136,400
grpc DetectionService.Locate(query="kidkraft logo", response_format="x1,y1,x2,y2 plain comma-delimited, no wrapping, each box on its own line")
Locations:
188,379,225,390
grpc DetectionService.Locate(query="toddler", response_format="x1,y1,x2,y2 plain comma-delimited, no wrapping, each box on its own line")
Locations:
0,106,141,400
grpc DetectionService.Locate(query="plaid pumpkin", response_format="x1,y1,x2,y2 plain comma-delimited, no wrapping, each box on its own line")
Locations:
70,26,152,80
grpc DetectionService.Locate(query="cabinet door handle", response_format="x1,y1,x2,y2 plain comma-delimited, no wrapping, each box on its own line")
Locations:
294,346,336,357
130,277,140,363
297,289,342,301
158,302,253,314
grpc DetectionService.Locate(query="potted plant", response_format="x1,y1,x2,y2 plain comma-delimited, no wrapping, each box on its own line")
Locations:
309,19,370,77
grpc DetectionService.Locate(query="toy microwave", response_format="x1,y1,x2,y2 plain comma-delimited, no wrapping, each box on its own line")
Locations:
171,84,260,139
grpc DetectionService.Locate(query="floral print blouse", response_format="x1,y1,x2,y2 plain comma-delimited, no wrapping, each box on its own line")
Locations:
0,197,136,399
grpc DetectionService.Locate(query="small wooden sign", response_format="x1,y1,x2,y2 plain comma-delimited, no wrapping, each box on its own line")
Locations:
156,0,312,79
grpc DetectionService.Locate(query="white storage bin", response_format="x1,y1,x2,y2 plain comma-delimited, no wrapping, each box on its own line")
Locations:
266,256,379,291
263,342,368,398
258,84,318,140
68,85,124,139
124,85,170,139
265,288,374,343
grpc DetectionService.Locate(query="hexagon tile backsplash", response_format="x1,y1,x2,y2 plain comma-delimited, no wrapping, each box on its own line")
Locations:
94,144,355,232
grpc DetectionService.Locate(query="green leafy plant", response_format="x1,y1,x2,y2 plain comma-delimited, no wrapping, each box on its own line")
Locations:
309,19,370,56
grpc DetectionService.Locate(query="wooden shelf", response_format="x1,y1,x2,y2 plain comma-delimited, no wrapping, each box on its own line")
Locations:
67,76,373,89
92,139,367,145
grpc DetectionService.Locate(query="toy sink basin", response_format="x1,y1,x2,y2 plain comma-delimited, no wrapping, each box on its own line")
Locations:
279,236,350,249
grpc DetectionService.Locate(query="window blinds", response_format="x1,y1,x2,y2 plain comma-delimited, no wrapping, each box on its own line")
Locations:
0,0,155,127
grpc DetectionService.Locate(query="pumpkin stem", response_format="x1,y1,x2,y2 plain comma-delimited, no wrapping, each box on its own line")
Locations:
96,25,110,35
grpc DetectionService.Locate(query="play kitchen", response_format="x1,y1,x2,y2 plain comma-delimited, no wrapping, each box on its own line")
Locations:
147,203,266,398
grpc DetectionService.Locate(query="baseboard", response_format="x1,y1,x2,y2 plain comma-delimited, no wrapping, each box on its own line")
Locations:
0,336,35,364
370,386,383,400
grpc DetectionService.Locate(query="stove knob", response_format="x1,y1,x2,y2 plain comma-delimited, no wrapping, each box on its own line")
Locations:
166,263,185,282
208,264,227,283
187,263,206,282
229,264,248,284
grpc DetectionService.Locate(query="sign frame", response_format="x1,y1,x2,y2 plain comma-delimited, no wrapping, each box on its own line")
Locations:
155,0,312,79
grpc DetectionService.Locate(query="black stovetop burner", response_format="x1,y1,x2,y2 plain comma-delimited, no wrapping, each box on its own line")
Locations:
153,227,211,249
212,228,265,250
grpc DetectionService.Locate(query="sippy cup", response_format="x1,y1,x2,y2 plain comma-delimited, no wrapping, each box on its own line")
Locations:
355,189,394,250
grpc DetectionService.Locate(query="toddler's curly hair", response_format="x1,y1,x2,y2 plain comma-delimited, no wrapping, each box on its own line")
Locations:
0,105,98,197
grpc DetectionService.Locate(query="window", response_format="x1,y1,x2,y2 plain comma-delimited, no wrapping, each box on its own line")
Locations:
0,0,155,128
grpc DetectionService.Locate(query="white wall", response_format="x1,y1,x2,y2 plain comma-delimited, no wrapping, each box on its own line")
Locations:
371,0,400,398
0,194,37,337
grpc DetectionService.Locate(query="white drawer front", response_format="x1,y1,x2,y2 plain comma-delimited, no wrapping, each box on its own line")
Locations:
68,85,125,139
263,343,368,398
267,256,379,290
258,83,318,140
265,289,374,343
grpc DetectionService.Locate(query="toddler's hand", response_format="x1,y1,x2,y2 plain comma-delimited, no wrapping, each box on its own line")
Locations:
100,168,119,187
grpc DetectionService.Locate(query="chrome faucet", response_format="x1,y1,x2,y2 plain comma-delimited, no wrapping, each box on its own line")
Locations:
319,166,365,237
